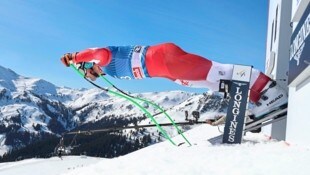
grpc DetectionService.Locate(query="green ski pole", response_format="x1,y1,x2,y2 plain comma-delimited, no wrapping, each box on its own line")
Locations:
99,75,192,146
69,64,177,146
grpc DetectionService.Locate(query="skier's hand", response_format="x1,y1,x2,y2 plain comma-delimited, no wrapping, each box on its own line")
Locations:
60,53,77,67
61,51,105,81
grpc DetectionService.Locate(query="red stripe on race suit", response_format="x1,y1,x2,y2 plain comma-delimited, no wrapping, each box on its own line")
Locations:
250,72,271,103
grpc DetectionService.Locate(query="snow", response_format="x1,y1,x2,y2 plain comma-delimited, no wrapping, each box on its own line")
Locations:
0,135,11,156
64,88,109,108
1,125,309,175
0,103,51,134
0,65,56,95
0,66,19,91
0,156,101,175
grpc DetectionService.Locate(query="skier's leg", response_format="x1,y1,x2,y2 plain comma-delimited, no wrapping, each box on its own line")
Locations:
146,43,225,91
176,70,288,117
146,43,212,80
146,42,257,92
174,69,288,117
146,43,287,116
250,79,288,117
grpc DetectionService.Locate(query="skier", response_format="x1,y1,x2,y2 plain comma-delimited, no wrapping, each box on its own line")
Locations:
61,43,287,118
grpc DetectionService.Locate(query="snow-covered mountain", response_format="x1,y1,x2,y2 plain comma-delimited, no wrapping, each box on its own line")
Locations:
0,65,227,156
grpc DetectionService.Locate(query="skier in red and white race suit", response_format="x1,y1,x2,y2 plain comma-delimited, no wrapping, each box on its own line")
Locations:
61,43,287,118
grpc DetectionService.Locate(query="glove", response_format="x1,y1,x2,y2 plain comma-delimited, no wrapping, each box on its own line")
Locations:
77,62,105,81
60,52,78,67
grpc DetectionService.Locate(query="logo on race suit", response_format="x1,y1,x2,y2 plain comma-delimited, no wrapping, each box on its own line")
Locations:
134,46,142,53
133,67,143,79
237,70,246,77
219,71,225,76
181,80,189,86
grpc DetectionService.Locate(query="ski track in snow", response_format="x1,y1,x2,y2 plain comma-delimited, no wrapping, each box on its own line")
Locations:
1,125,309,175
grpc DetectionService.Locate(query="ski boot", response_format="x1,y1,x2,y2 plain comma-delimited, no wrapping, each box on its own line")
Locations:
250,80,288,119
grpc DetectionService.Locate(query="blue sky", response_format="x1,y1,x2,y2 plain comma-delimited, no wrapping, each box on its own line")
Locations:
0,0,268,93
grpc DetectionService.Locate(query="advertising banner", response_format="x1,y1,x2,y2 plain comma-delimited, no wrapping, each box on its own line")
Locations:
289,3,310,84
223,65,252,144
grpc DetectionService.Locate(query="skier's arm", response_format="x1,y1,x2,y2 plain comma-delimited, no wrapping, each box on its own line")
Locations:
60,48,111,67
74,48,112,67
60,48,110,81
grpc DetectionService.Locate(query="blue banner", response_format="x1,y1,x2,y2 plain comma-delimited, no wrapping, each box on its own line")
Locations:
223,65,252,144
289,3,310,84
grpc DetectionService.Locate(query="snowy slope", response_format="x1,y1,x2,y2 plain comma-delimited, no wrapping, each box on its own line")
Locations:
0,125,309,175
0,156,101,175
62,126,309,175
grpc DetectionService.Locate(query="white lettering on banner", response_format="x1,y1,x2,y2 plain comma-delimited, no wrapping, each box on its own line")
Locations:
228,86,243,142
290,12,310,66
131,46,146,79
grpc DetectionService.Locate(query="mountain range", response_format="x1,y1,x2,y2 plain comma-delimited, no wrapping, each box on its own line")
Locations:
0,65,227,158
